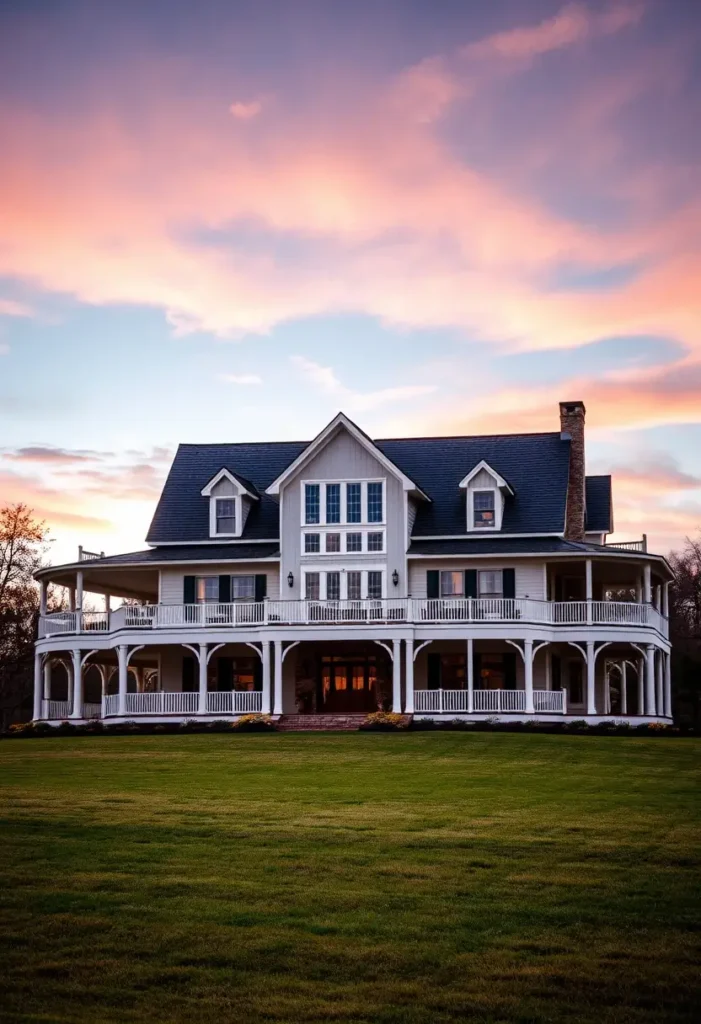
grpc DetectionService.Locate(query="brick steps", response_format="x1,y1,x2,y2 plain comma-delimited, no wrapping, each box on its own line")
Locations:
277,714,367,732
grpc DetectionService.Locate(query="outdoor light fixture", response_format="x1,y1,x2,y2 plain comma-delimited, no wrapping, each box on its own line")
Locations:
392,570,399,587
287,572,294,588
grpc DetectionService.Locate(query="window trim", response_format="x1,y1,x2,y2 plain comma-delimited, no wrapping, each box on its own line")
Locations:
208,493,243,538
300,526,386,556
440,570,464,598
231,574,256,602
471,489,498,530
300,479,387,527
195,575,220,604
478,569,503,598
302,567,386,600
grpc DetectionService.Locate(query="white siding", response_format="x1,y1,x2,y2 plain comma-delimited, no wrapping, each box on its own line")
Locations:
409,559,546,600
407,498,418,546
159,562,280,604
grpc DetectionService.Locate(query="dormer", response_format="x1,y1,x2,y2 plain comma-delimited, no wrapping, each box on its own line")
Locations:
459,461,513,532
201,468,259,539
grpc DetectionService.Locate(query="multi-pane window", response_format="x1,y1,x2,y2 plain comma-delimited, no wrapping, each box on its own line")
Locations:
367,482,383,523
346,532,362,552
367,571,383,599
326,483,341,524
305,572,320,600
367,532,384,552
196,577,219,603
473,490,496,528
215,498,236,534
440,571,464,597
346,483,362,523
232,575,255,601
325,533,341,553
347,571,362,600
305,483,320,524
326,572,341,601
478,570,503,598
304,533,320,553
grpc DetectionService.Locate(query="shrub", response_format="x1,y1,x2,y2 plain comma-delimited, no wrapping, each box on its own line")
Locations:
566,719,589,731
360,711,408,731
231,714,275,732
179,718,200,732
55,721,76,735
207,720,232,732
409,717,437,730
7,722,33,736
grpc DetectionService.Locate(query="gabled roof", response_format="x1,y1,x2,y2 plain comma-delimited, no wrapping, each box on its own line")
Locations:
200,467,259,499
585,475,613,534
265,412,428,499
458,460,514,495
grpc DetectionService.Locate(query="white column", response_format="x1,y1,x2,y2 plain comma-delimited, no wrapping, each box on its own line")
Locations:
261,640,271,714
645,644,656,716
655,585,661,611
545,648,552,691
621,661,628,715
68,588,75,612
33,651,42,721
70,649,83,719
273,641,283,715
105,593,111,613
392,639,401,713
637,656,645,715
655,650,663,718
586,640,596,715
39,580,47,616
664,652,672,720
635,576,642,603
76,570,84,611
643,564,652,604
117,645,128,716
524,639,534,714
662,583,670,618
198,644,208,715
404,640,414,713
585,560,593,624
467,637,474,713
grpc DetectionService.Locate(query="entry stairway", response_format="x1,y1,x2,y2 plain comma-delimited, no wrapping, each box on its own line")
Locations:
277,714,374,731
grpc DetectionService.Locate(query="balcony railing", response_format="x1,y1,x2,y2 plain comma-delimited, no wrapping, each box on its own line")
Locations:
414,689,567,714
605,535,647,552
100,691,262,716
38,598,667,637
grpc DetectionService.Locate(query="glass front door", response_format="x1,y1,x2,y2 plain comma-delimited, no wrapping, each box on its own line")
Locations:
319,656,378,712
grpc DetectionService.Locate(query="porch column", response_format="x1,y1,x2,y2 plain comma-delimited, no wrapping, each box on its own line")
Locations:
524,639,534,714
585,560,593,624
404,641,414,714
117,645,128,716
645,644,656,716
664,652,672,720
643,564,652,604
637,656,645,715
198,644,208,715
261,640,271,714
39,580,47,616
392,639,401,713
70,649,83,719
621,661,628,715
32,651,42,721
655,649,664,718
662,583,670,619
466,637,474,713
43,659,52,700
105,593,111,615
68,588,75,612
586,640,596,715
273,641,283,715
76,570,84,611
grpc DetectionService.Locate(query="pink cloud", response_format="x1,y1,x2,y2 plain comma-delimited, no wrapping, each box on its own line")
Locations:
229,99,263,120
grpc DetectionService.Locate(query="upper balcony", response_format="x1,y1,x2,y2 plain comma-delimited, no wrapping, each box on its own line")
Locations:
38,596,668,639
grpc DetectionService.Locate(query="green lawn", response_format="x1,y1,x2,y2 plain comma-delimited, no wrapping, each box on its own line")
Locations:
1,734,699,1023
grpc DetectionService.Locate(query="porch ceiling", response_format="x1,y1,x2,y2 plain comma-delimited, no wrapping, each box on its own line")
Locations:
43,566,158,602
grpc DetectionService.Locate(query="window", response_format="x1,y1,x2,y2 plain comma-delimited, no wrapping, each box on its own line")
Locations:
326,533,341,553
215,498,236,534
567,661,584,704
326,572,341,601
367,482,383,522
367,571,382,599
304,533,320,554
441,655,467,690
346,482,361,523
473,490,496,528
346,532,362,552
305,572,320,600
326,483,341,524
305,483,320,524
196,577,219,603
478,570,502,598
479,654,506,690
231,575,255,601
440,571,463,597
347,571,362,600
367,532,384,552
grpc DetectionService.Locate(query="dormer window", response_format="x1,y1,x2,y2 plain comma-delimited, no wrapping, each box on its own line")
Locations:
473,490,496,528
215,498,236,535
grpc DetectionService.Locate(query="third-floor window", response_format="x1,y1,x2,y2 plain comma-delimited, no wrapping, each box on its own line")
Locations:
305,483,320,524
346,483,362,523
367,482,383,522
326,483,341,523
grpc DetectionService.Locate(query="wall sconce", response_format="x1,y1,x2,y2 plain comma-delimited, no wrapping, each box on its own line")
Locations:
392,569,399,587
287,572,294,588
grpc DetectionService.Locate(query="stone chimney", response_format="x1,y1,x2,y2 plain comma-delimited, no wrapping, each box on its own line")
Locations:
559,401,586,540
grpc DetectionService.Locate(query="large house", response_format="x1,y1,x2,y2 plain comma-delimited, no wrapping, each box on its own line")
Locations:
33,401,672,725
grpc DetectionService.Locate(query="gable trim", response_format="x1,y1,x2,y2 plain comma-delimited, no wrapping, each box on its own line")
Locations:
200,468,259,499
458,460,514,495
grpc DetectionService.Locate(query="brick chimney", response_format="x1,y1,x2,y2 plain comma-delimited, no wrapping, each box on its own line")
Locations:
559,401,586,540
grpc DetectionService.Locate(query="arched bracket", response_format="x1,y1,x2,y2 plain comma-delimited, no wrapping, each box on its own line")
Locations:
630,643,647,660
126,645,145,667
245,642,264,662
593,642,612,664
80,649,98,671
413,640,433,662
568,641,587,661
373,640,393,661
533,641,550,658
505,639,525,662
181,643,199,660
282,641,300,664
206,643,226,665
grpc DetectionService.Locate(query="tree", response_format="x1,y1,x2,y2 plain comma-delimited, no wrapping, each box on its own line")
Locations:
0,504,49,728
668,535,701,729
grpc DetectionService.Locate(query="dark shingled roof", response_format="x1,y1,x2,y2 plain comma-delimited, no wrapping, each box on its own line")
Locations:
408,537,604,557
585,475,613,534
146,431,572,544
40,545,281,572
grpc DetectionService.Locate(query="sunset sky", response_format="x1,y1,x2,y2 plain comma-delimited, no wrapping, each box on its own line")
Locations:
1,0,700,565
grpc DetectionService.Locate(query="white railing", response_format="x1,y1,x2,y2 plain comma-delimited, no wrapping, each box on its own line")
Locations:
533,690,566,713
103,694,119,716
116,692,200,716
414,689,566,714
38,599,668,635
78,545,105,562
82,702,102,719
605,536,647,552
206,691,263,714
43,699,71,719
473,689,526,712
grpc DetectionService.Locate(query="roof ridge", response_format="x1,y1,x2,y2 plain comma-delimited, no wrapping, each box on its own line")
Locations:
177,430,564,449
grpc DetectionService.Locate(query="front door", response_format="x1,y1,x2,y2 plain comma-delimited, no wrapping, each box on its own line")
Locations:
319,656,378,712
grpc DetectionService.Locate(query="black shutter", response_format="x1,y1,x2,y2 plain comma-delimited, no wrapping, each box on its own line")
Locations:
552,656,561,690
183,575,196,604
219,575,231,603
502,568,516,599
504,652,517,689
427,653,441,689
465,570,478,598
427,570,440,599
473,651,482,689
255,574,267,602
217,657,233,692
182,655,195,691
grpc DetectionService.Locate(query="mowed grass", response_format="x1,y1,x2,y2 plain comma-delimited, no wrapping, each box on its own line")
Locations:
0,734,699,1024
